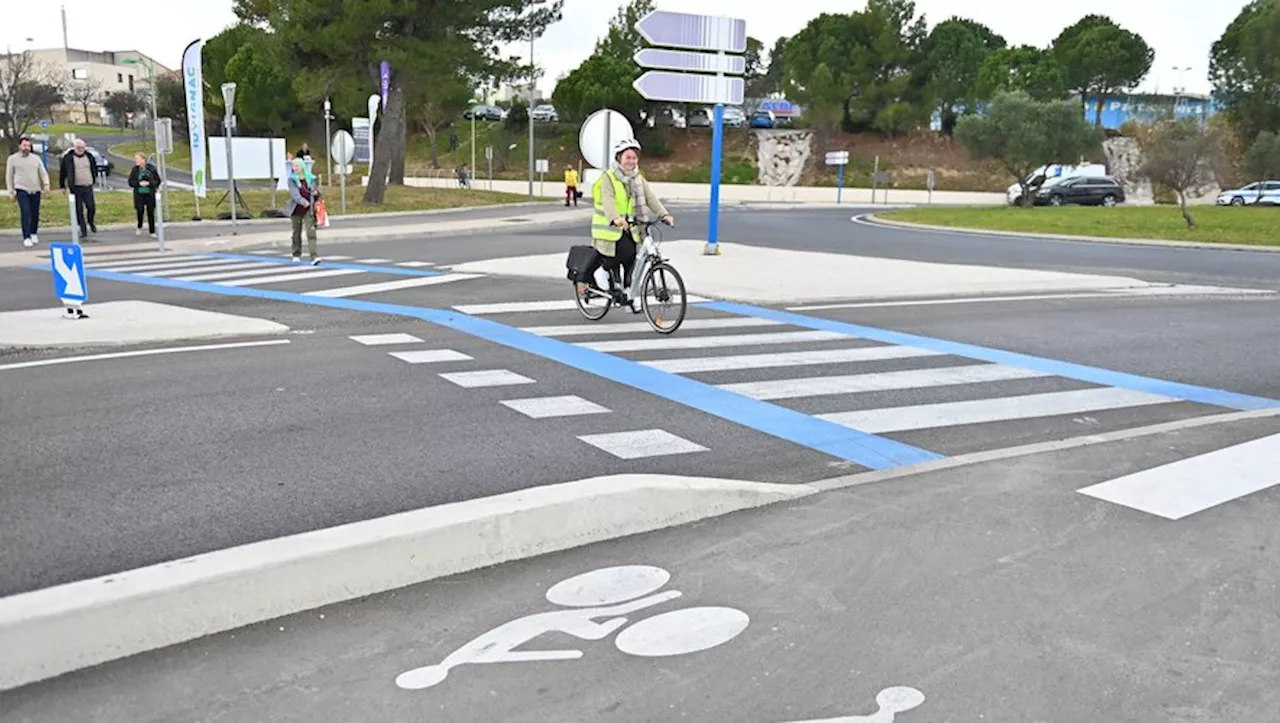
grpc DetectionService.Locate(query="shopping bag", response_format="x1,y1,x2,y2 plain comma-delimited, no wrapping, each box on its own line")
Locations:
315,199,330,228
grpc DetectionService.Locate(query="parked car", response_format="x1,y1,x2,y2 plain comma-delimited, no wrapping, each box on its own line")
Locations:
1007,163,1107,205
531,104,558,123
722,107,746,128
464,104,505,121
687,108,712,128
1216,181,1280,206
1033,176,1125,207
749,110,776,129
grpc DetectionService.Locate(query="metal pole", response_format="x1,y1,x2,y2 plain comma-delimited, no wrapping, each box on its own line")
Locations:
155,178,166,252
872,155,880,204
159,148,170,223
470,112,475,182
706,103,724,255
340,164,347,215
67,191,79,245
837,163,843,204
226,118,237,233
527,28,535,199
324,98,332,189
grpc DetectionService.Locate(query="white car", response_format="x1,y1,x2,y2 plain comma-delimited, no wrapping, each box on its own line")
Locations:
531,104,558,123
1216,181,1280,206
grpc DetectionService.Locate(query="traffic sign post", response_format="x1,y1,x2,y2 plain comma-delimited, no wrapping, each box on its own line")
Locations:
633,9,747,256
49,242,89,319
825,151,850,204
154,117,174,249
536,158,549,196
332,129,355,215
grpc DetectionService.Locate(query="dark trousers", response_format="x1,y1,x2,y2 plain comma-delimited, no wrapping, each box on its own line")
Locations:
583,231,637,291
73,185,96,233
134,193,156,233
565,185,577,206
15,190,41,238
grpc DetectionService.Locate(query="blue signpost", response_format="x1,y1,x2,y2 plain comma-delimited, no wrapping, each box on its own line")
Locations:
825,151,849,204
633,10,747,256
49,242,89,319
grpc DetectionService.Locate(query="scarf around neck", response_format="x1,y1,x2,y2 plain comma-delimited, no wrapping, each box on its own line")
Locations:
612,162,646,223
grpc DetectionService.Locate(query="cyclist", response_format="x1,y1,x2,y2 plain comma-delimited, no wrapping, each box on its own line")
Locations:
582,138,674,308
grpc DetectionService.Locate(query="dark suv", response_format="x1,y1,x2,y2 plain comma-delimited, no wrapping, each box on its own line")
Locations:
1034,176,1125,207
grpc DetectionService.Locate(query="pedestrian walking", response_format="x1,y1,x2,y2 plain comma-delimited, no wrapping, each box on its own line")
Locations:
127,152,161,237
564,165,579,207
286,158,321,264
60,138,99,238
5,137,51,248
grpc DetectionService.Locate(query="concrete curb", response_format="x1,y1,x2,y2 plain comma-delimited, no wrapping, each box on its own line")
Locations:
865,213,1280,254
0,474,814,691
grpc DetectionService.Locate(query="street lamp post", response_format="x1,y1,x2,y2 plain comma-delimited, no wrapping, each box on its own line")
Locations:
222,82,238,234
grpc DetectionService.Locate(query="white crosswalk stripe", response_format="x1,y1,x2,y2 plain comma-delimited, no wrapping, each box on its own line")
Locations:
88,254,214,269
175,265,316,282
719,364,1050,401
136,262,269,276
819,387,1178,432
580,330,848,353
304,273,481,298
522,317,781,337
642,345,942,373
218,269,366,286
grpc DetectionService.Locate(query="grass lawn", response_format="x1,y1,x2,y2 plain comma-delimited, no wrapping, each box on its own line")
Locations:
28,123,131,137
1,185,535,231
880,205,1280,246
110,140,192,170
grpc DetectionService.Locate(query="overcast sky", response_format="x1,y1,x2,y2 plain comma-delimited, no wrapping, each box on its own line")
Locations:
2,0,1248,97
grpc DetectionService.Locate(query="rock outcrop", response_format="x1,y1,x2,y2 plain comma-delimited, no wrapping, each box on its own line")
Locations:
755,130,812,187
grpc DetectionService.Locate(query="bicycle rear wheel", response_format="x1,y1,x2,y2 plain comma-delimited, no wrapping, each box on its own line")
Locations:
640,262,686,334
573,280,610,321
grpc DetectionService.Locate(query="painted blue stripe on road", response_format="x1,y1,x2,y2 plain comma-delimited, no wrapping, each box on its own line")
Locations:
77,268,942,470
702,301,1280,412
205,252,443,277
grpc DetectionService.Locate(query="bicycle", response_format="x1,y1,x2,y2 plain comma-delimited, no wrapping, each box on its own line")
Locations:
571,216,687,334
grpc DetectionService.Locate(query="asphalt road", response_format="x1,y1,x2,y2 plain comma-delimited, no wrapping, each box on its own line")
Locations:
7,414,1279,723
2,207,1279,719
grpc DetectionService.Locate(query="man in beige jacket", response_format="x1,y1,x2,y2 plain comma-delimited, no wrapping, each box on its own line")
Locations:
5,137,52,248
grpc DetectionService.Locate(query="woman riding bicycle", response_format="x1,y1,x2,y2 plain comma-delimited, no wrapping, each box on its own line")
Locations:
583,138,674,306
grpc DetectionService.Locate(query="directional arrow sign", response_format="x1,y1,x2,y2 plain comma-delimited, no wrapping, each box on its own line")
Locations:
633,72,744,106
634,48,745,76
50,243,87,302
825,151,850,166
636,10,747,53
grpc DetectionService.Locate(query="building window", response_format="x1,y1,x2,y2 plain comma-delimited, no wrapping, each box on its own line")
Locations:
71,68,88,80
128,75,134,91
117,73,123,83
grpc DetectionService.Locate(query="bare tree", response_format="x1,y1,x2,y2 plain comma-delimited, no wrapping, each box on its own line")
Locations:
66,78,103,125
1139,117,1223,230
0,51,64,151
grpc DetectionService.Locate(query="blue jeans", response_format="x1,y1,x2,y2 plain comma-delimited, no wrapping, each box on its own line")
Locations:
15,190,41,239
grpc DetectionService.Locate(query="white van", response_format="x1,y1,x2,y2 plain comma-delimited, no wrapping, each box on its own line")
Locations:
1007,163,1107,205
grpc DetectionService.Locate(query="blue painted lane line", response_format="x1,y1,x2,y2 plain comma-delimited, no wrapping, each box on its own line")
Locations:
77,268,943,470
204,252,443,277
702,301,1280,413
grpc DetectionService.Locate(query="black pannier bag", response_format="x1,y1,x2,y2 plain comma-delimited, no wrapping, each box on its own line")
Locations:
565,245,596,282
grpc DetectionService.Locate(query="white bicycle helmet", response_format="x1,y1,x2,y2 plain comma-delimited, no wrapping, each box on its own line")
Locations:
612,138,642,159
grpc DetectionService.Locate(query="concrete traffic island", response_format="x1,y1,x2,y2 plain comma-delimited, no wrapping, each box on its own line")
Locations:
0,300,289,349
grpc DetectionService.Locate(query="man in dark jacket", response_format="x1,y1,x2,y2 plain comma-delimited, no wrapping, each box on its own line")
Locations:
59,139,98,237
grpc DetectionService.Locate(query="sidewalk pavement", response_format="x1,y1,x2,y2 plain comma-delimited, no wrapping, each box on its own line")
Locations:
0,205,589,269
452,239,1164,304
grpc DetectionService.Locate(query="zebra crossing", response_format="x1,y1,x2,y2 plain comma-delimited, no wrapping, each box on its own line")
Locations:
451,299,1271,464
76,250,480,299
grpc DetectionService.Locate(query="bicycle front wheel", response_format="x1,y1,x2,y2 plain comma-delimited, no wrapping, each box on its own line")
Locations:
640,262,686,334
574,280,610,321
